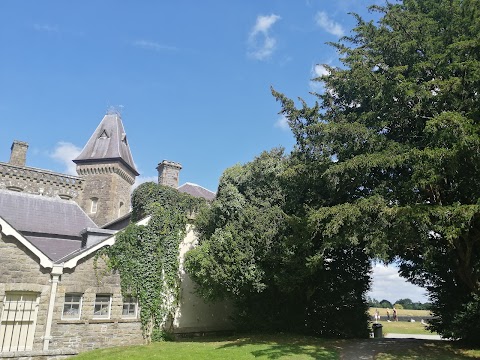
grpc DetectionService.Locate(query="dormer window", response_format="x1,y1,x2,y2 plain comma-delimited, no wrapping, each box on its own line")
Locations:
121,133,128,145
99,129,109,139
90,197,98,213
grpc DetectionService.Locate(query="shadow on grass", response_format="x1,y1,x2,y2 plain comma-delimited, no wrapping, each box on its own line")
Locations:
341,339,480,360
212,334,338,359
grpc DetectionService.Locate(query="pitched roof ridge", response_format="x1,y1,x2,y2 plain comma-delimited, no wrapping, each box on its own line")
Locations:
179,182,216,194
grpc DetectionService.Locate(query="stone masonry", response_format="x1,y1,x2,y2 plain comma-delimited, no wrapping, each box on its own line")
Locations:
75,162,135,226
9,141,28,167
157,160,182,189
0,233,53,352
50,254,143,352
0,162,83,200
0,232,144,355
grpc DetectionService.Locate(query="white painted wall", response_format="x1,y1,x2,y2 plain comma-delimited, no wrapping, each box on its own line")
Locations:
173,225,233,333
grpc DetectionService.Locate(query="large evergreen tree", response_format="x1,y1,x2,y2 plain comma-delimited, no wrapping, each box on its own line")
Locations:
185,149,371,338
274,0,480,343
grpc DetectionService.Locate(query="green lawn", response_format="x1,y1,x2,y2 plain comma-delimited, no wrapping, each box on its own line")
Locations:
71,333,480,360
377,320,434,335
72,334,339,360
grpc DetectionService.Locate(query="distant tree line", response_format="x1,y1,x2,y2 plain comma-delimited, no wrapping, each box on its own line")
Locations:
368,297,430,311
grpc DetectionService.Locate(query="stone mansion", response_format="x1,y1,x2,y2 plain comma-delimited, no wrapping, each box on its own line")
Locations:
0,112,231,359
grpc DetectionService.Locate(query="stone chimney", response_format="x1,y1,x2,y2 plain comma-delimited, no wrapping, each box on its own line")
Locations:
9,140,29,166
157,160,182,188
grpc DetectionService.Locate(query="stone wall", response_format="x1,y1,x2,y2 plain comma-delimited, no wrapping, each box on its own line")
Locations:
75,163,134,227
0,233,144,356
0,162,83,200
50,254,144,352
0,233,52,352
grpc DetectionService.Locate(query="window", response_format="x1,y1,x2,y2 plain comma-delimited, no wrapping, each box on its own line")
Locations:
62,294,82,320
118,201,124,217
90,197,98,213
122,297,138,318
93,295,111,319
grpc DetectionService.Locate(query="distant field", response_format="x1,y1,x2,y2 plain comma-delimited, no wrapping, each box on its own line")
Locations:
380,320,434,335
369,307,432,319
368,307,436,335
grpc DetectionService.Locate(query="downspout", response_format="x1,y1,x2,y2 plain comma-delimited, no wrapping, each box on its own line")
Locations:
43,264,64,351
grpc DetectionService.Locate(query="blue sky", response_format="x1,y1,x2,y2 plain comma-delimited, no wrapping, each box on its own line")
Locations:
0,0,426,303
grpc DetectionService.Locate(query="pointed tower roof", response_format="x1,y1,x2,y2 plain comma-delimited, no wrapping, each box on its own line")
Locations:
73,112,139,176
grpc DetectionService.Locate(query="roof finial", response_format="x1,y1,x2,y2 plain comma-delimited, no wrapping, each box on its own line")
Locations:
106,105,124,116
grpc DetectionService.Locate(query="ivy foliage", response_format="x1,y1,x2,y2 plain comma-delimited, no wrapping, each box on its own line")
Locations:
101,182,206,341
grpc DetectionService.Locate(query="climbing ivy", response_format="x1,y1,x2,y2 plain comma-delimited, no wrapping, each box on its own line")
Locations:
99,182,206,341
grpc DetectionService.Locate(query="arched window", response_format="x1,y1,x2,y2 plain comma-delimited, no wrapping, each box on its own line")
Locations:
118,201,124,217
90,197,98,213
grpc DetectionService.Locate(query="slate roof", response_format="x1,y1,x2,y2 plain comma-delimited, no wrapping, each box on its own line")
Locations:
73,113,139,176
0,189,97,261
178,182,216,201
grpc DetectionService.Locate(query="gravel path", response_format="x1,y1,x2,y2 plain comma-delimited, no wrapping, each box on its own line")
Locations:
339,337,444,360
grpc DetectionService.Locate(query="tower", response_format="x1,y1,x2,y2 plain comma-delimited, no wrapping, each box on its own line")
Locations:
73,111,139,226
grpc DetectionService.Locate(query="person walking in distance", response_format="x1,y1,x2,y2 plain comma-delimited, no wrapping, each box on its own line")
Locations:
393,307,398,321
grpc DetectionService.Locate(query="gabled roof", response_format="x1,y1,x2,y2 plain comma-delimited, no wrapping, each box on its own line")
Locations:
0,189,97,261
73,113,139,176
61,216,151,268
0,189,96,236
178,182,216,201
0,216,53,268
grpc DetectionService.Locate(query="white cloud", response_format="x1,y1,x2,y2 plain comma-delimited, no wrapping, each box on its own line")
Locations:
313,64,329,77
310,64,330,91
247,14,281,60
133,40,177,52
33,24,58,32
368,263,428,304
49,142,81,175
274,115,289,131
314,11,345,37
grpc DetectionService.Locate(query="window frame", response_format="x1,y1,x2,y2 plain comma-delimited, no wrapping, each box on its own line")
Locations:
62,293,83,320
93,294,112,319
121,296,138,318
90,197,98,214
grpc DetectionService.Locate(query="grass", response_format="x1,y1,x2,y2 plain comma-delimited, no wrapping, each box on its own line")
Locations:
72,334,339,360
71,333,480,360
369,307,437,335
376,320,434,335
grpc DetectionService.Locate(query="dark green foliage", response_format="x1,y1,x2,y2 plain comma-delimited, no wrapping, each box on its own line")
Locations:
151,329,175,342
273,0,480,344
100,183,206,341
380,300,393,309
185,150,371,338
